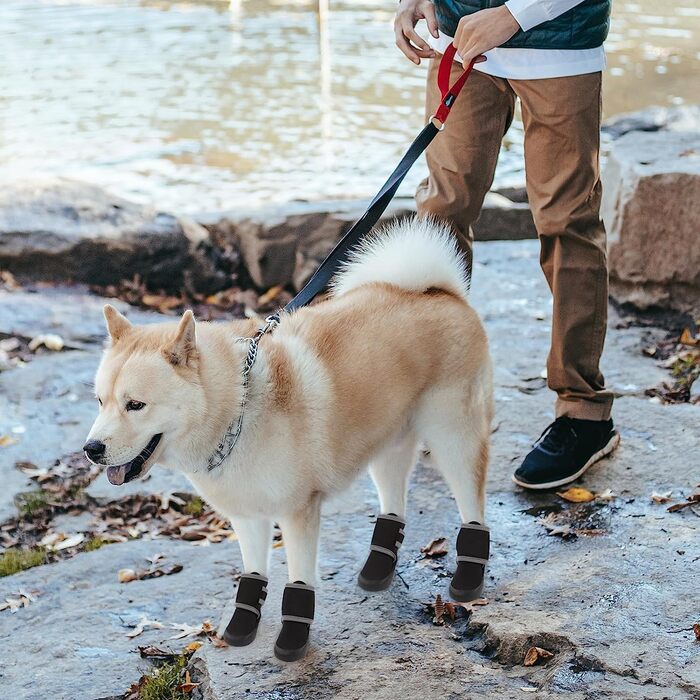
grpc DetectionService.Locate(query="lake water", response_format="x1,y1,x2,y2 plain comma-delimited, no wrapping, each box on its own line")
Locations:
1,0,698,214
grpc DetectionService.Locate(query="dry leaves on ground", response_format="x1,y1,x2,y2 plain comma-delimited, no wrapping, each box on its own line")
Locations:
0,589,37,614
422,594,488,625
651,491,673,504
118,554,183,583
538,511,605,539
420,537,449,558
523,646,555,666
666,485,700,514
644,327,700,404
2,452,237,563
557,487,595,503
693,623,700,641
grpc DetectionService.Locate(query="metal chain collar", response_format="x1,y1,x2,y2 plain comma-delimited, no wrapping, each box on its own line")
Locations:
207,314,280,471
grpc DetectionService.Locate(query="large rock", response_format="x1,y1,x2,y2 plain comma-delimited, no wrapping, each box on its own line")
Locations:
0,178,228,293
602,130,700,315
602,104,700,140
202,193,536,291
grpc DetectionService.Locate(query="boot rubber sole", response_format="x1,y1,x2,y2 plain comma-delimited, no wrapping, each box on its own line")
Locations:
357,569,395,592
274,640,310,662
222,626,258,647
449,581,484,603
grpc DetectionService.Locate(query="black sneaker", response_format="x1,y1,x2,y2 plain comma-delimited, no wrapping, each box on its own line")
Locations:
513,417,620,490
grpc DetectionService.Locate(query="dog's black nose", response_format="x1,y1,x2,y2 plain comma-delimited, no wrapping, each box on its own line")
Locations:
83,440,106,461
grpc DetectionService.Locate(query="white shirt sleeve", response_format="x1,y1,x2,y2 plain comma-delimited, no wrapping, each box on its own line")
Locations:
504,0,587,33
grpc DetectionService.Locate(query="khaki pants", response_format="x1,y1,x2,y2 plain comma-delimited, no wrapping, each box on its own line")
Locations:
416,59,613,421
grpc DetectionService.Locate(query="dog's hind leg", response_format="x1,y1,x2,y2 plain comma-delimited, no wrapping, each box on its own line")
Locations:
222,517,272,647
420,391,491,602
358,430,417,592
274,493,321,661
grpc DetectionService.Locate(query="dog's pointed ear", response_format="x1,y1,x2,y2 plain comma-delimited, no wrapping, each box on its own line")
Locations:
103,304,132,343
163,310,198,368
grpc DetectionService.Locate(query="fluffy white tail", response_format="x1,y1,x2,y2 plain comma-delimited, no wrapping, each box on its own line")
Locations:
331,217,470,301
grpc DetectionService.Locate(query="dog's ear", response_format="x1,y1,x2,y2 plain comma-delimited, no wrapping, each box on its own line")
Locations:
163,310,198,368
103,304,132,343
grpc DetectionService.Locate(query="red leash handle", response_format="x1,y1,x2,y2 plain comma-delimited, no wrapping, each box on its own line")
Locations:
432,43,483,127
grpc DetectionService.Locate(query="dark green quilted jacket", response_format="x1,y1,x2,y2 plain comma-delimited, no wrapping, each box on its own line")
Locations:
434,0,611,49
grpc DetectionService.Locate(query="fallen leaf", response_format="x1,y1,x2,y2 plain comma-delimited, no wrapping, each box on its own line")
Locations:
651,491,673,504
420,537,449,558
184,641,202,653
667,485,700,513
169,621,213,640
693,623,700,641
210,635,229,648
178,670,199,693
52,533,85,551
119,568,139,583
557,487,595,503
28,333,64,352
126,616,164,638
0,589,37,614
138,645,177,660
523,646,555,666
596,489,617,501
0,435,18,447
257,285,284,307
679,328,699,347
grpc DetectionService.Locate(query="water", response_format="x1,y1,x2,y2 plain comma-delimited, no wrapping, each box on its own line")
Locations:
1,0,698,214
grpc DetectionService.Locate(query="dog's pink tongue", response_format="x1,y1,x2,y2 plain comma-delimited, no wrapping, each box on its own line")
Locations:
106,464,127,486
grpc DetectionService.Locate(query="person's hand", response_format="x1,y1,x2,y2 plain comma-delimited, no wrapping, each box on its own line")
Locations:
395,0,439,65
453,5,520,64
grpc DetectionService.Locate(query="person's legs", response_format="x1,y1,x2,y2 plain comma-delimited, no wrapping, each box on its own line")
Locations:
512,72,613,420
416,59,516,257
510,72,618,490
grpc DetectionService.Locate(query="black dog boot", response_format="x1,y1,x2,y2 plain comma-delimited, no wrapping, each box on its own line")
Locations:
274,582,315,662
223,572,268,646
449,523,489,602
357,513,405,591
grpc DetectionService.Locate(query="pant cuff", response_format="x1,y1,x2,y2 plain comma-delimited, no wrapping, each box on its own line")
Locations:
555,397,613,422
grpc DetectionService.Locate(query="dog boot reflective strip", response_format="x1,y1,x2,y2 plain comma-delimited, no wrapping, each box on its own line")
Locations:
449,523,489,602
274,582,315,662
357,513,405,592
223,572,268,647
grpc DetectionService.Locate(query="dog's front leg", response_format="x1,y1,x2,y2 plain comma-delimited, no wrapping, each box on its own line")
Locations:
273,494,321,661
222,517,272,647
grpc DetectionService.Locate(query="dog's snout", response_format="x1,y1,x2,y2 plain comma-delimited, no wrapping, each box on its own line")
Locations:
83,440,106,462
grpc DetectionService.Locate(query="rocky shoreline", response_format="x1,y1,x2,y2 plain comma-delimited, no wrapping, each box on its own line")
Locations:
0,105,698,700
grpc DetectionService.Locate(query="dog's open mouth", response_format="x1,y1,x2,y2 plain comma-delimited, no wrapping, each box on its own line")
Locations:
106,433,163,485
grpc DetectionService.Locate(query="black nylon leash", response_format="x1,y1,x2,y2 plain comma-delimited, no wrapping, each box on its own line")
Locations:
283,120,440,312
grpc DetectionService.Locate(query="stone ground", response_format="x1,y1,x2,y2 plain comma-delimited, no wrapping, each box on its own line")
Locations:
0,240,698,700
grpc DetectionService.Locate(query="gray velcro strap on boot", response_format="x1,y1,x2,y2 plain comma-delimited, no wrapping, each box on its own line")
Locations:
281,614,314,625
370,544,397,561
234,602,261,618
460,522,489,532
378,513,405,525
457,555,488,564
285,582,315,591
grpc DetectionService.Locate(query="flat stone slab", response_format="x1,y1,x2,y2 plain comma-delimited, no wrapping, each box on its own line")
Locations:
0,240,697,699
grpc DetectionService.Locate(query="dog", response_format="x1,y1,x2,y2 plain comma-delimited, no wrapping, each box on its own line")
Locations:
84,217,493,661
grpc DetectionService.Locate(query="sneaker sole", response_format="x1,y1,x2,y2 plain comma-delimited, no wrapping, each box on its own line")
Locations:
512,432,620,491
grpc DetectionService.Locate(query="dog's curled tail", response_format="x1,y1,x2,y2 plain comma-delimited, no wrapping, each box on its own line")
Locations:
330,216,470,301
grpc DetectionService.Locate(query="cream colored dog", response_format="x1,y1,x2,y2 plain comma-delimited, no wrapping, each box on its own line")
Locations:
84,218,493,658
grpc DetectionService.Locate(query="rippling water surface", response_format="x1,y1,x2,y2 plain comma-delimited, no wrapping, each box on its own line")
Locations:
1,1,698,213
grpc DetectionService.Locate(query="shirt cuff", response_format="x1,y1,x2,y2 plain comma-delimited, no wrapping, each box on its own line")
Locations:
504,0,552,32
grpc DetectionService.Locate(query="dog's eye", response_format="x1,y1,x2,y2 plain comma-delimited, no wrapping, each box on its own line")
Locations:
126,400,146,412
